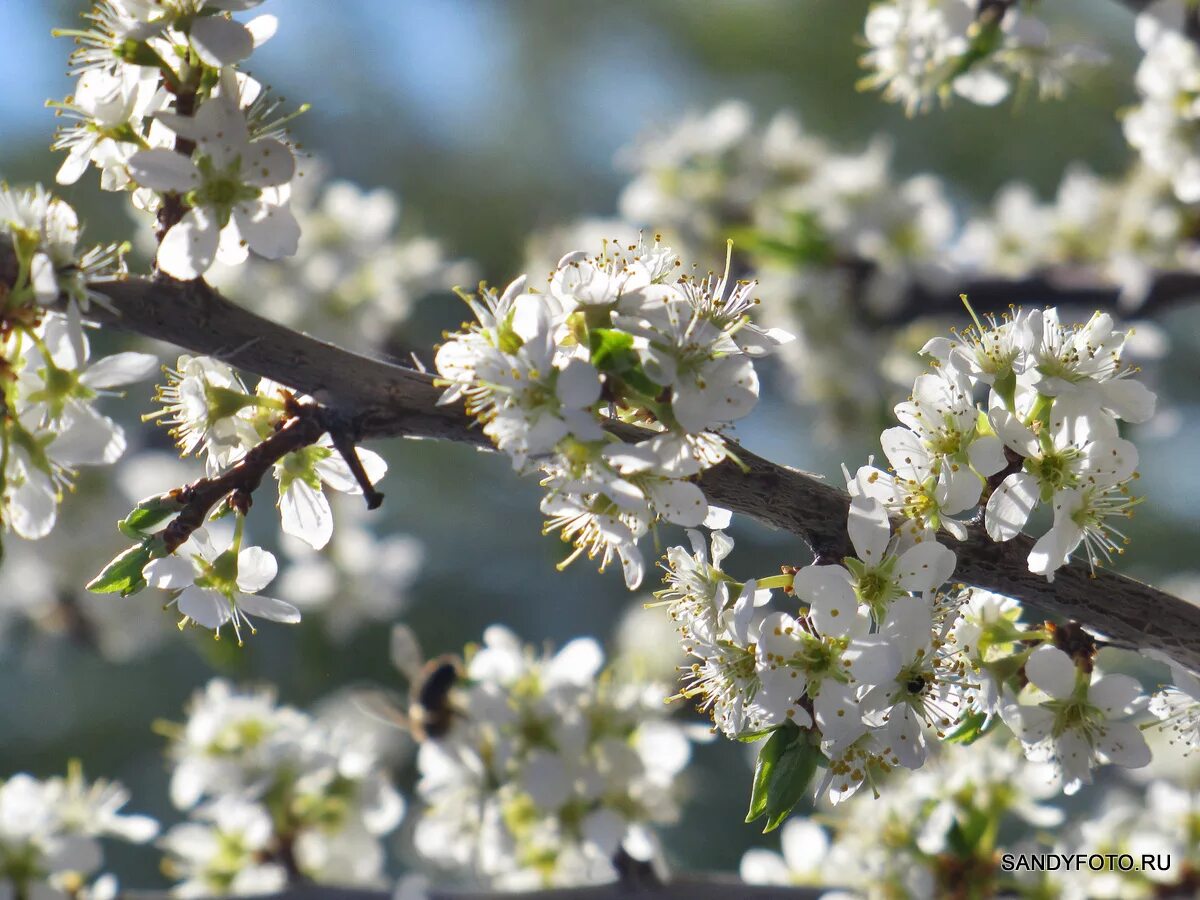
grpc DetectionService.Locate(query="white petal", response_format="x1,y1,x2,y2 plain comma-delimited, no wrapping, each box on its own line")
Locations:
236,546,278,592
237,593,301,624
1089,674,1142,716
190,15,254,66
985,472,1039,541
11,468,58,539
246,14,278,46
158,207,219,280
847,496,890,566
793,565,858,637
646,479,707,527
241,138,295,188
128,148,199,192
780,819,829,874
144,556,197,590
703,505,732,530
546,638,604,686
1028,520,1081,577
1095,721,1151,768
1100,379,1156,423
81,352,159,389
967,435,1007,477
178,586,232,629
555,359,602,408
895,540,957,592
1025,646,1077,699
233,201,300,259
279,479,332,550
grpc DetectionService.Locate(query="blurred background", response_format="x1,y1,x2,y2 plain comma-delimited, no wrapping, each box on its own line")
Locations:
2,0,1197,888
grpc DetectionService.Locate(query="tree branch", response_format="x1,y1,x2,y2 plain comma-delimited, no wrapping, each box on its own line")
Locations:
873,268,1200,326
3,243,1198,672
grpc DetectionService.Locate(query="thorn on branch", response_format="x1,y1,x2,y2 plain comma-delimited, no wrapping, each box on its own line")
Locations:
321,410,386,510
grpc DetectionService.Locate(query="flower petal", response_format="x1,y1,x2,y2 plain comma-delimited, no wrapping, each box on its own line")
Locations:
1025,645,1077,700
158,206,219,280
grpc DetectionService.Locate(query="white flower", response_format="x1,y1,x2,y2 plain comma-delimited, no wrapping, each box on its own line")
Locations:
656,528,736,646
142,526,299,644
273,433,387,550
52,66,164,189
129,83,297,279
1148,658,1200,755
680,582,777,737
165,679,309,809
151,355,260,471
160,798,286,898
739,818,832,886
841,495,957,620
0,183,125,308
1002,645,1151,794
860,0,974,115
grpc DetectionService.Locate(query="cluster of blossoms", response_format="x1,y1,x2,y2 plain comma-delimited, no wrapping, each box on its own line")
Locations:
83,355,393,643
857,304,1155,577
1,188,158,548
1126,1,1200,204
0,764,158,900
52,0,303,279
739,735,1200,899
151,356,388,549
859,0,1106,115
653,301,1192,821
405,625,693,889
614,102,1181,436
158,678,404,895
434,237,791,588
205,166,474,352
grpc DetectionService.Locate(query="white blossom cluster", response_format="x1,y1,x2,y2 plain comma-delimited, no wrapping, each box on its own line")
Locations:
152,356,387,548
407,625,692,889
741,737,1061,896
158,678,404,896
655,302,1181,809
740,734,1200,898
205,167,474,351
614,103,1183,436
434,238,792,588
858,306,1155,577
661,517,973,802
0,763,158,900
859,0,1106,115
92,356,397,641
0,189,158,545
52,0,302,280
1126,0,1200,204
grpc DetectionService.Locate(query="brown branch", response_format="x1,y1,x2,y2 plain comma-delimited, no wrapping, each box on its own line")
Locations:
160,409,326,552
874,268,1200,326
3,241,1198,671
76,273,1200,671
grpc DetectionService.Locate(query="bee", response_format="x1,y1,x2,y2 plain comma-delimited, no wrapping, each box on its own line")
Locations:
355,625,463,742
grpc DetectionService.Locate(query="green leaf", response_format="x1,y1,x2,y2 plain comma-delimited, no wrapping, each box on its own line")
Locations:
86,537,163,596
745,726,787,823
944,710,998,746
587,328,662,399
118,493,185,539
588,328,637,372
745,722,825,832
762,728,823,833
